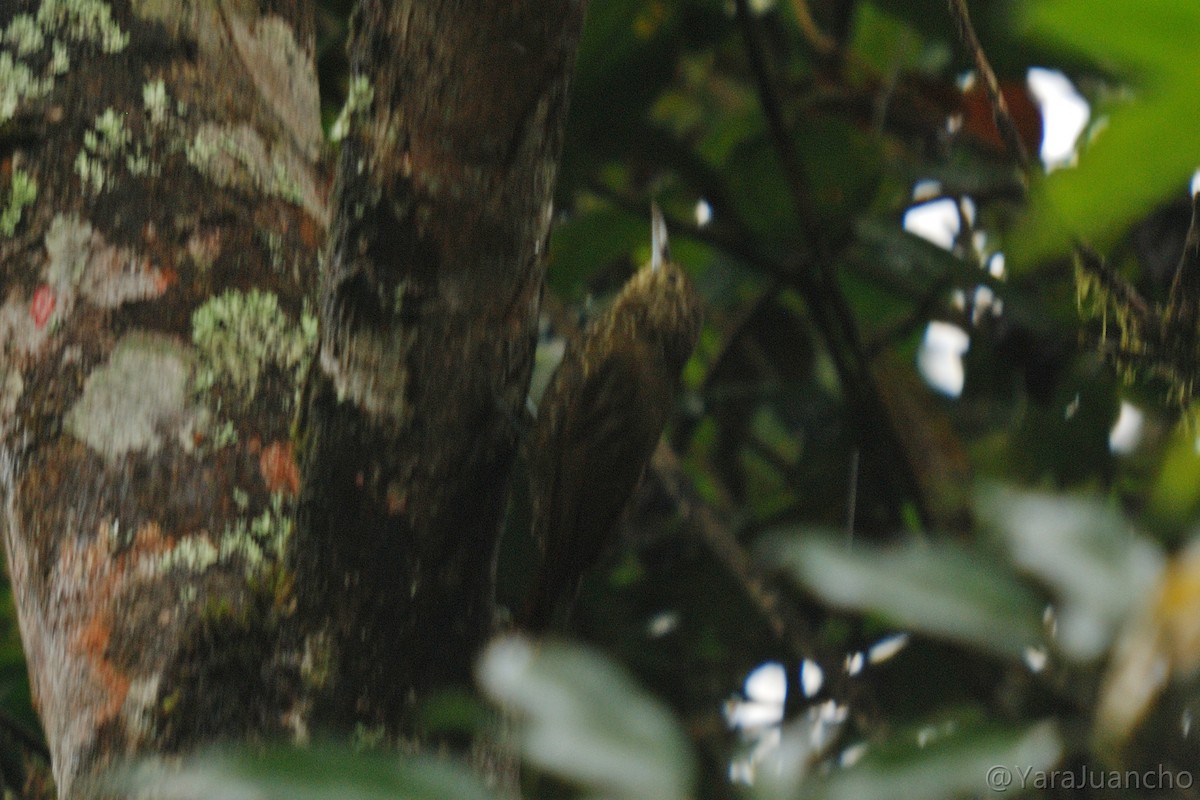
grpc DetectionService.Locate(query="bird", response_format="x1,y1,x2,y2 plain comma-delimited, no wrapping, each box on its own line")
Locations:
522,204,703,631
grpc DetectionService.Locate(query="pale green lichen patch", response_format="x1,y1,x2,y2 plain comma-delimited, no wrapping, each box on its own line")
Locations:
0,368,24,426
89,107,129,152
143,79,168,126
72,81,180,197
191,288,317,408
329,75,373,143
3,15,45,56
49,40,69,74
0,168,37,237
75,106,158,195
0,51,52,124
159,534,218,574
44,40,324,220
0,1,129,125
65,331,207,463
37,0,129,53
157,495,293,579
184,122,324,220
185,124,277,193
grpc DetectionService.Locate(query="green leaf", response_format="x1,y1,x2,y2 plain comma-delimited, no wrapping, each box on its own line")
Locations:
977,484,1163,660
805,720,1061,800
1011,0,1200,266
795,118,885,235
762,532,1044,659
854,218,1006,296
1146,416,1200,534
477,636,694,800
111,746,496,800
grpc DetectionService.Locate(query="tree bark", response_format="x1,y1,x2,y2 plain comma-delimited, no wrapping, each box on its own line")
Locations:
297,0,584,730
0,0,584,795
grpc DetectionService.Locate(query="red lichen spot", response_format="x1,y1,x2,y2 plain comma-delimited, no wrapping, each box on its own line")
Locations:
30,284,55,329
260,440,301,496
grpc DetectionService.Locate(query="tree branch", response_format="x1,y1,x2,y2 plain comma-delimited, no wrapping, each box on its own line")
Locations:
947,0,1032,171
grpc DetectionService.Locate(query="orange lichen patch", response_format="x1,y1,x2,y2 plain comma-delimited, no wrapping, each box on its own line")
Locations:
133,521,171,558
299,215,321,249
247,434,262,455
152,267,179,295
50,519,175,734
385,484,407,516
77,614,130,725
260,440,301,496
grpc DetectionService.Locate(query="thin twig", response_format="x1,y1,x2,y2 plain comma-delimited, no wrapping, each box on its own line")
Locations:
947,0,1031,171
788,0,837,57
732,0,815,225
650,441,814,662
1076,243,1152,323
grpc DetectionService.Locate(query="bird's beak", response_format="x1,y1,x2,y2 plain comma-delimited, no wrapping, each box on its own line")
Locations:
650,202,670,273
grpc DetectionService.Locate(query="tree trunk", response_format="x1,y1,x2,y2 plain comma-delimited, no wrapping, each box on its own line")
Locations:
0,0,584,795
297,0,584,731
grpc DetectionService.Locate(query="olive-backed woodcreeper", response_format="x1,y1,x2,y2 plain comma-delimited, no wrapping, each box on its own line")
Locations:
523,205,703,631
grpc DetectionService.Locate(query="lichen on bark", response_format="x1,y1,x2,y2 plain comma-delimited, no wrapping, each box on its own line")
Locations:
1,0,586,794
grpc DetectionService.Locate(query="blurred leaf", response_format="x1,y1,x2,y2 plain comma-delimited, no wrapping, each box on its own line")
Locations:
546,206,648,296
862,0,1025,72
1095,537,1200,748
1146,415,1200,533
978,484,1163,660
477,636,694,800
872,358,972,531
1011,0,1200,266
1005,357,1119,484
560,0,701,190
896,157,1026,201
803,720,1061,800
763,532,1044,659
113,746,495,800
854,219,1004,297
722,135,802,245
794,117,884,234
416,688,492,737
848,2,927,76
